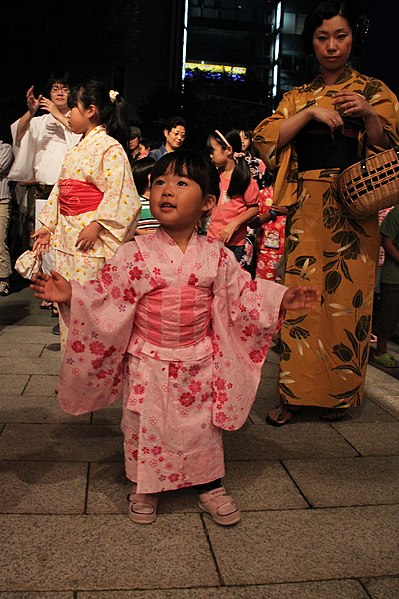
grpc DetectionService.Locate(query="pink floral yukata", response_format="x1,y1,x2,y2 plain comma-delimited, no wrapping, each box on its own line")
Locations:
58,228,287,493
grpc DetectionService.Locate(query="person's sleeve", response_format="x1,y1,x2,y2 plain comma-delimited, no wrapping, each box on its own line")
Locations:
210,244,287,430
244,177,260,206
92,145,141,242
380,207,399,240
57,242,149,415
0,143,14,177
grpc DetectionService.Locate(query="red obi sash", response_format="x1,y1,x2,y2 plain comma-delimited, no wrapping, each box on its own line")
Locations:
58,179,104,216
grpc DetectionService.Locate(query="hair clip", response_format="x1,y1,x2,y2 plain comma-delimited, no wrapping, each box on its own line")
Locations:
109,90,119,103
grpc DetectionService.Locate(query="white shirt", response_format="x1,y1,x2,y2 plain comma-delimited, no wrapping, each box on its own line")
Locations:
9,113,81,185
0,140,13,199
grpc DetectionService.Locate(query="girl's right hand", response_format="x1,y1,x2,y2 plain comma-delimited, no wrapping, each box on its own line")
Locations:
30,271,72,306
309,106,343,131
31,228,51,255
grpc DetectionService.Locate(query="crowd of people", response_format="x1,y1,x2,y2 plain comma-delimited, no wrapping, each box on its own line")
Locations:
2,0,399,527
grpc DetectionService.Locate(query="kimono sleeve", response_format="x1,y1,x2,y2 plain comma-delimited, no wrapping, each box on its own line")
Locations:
92,145,141,243
8,118,39,182
211,246,287,430
253,89,299,207
38,183,59,232
57,242,149,415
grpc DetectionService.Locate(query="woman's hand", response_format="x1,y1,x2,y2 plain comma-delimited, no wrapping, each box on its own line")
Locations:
30,271,72,306
31,227,51,255
220,221,238,244
26,85,41,116
333,91,375,120
75,221,104,252
309,105,343,131
281,285,321,312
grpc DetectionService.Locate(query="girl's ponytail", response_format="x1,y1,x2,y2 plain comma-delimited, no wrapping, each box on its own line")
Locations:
107,90,130,151
223,130,251,198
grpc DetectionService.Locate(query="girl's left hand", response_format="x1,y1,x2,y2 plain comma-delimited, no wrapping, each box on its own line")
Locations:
332,91,374,120
281,286,321,311
75,222,103,252
220,222,237,244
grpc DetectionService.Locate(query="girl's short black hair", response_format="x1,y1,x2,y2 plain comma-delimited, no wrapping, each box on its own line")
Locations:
301,1,369,56
131,157,156,196
150,150,220,198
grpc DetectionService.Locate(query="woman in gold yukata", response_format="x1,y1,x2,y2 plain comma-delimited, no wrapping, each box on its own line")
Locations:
253,0,399,425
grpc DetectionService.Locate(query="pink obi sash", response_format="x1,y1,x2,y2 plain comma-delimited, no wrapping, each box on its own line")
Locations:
58,179,104,216
133,286,212,348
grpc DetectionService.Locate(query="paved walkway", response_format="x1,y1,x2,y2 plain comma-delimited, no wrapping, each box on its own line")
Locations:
1,284,399,598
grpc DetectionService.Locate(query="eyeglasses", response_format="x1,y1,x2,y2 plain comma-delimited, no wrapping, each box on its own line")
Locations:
50,85,70,93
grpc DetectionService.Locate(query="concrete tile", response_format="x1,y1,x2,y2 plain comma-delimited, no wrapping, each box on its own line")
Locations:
363,576,399,598
78,580,369,598
23,375,58,396
205,505,399,585
92,400,122,425
0,357,60,375
0,514,219,591
223,422,357,461
0,342,44,358
284,456,399,507
0,325,54,344
0,374,30,395
0,424,123,462
0,396,89,424
348,399,398,423
0,461,87,514
0,593,73,598
222,460,307,511
87,462,129,514
332,422,399,456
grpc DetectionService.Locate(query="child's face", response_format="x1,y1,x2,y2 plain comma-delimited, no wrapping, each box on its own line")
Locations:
150,167,215,233
240,131,251,152
209,137,230,169
68,100,96,135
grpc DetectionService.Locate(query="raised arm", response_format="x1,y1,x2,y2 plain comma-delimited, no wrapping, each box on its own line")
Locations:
16,86,42,141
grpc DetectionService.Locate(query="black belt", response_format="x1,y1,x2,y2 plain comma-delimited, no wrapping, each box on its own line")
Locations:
295,130,359,172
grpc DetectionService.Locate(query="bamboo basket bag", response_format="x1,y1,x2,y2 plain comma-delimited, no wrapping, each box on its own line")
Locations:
337,145,399,219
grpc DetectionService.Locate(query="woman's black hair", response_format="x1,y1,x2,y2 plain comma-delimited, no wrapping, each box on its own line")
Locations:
68,79,130,150
47,71,75,92
131,157,156,196
207,129,251,199
150,150,220,199
301,0,369,56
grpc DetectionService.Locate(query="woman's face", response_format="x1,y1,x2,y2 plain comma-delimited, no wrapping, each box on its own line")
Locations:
312,15,353,75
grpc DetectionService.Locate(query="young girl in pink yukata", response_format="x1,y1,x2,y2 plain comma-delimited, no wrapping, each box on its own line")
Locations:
31,150,320,527
206,129,259,268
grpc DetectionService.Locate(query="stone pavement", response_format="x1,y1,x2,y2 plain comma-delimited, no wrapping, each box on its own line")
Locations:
1,284,399,598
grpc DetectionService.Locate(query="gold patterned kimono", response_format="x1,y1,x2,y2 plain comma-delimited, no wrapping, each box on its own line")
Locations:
253,68,399,408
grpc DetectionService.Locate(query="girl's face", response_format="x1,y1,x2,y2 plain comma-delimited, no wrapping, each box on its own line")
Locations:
240,131,250,152
209,137,230,169
312,15,353,75
68,100,97,136
150,166,215,233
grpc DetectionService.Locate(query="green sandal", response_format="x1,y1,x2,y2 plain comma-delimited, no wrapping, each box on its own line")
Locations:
372,353,399,368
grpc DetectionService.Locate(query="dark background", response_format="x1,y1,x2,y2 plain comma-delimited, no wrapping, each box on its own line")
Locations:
1,0,398,146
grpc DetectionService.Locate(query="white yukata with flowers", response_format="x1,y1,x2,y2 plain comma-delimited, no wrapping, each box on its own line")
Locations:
58,229,287,493
39,125,140,284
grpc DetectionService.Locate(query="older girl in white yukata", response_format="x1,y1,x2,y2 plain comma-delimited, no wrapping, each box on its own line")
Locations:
31,151,320,526
32,80,141,343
